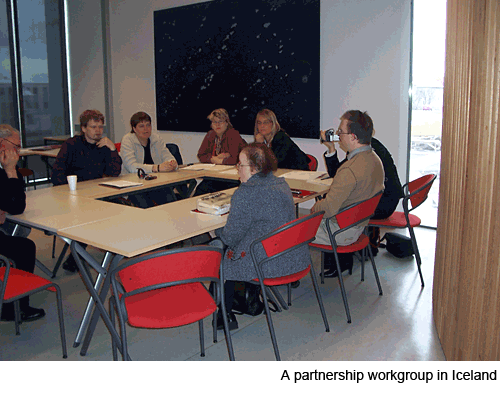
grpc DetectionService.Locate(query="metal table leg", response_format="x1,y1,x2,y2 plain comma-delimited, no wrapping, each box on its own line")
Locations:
70,242,121,350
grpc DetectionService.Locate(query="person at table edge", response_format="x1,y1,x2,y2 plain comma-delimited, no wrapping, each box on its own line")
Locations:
0,124,45,322
51,110,122,272
311,110,384,277
193,108,247,197
120,111,177,174
51,109,122,186
254,108,310,171
320,121,403,256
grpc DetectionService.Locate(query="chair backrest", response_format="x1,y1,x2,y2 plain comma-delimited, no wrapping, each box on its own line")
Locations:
334,191,383,231
166,143,183,165
18,168,35,190
406,174,436,211
113,246,222,295
114,142,121,152
306,154,318,171
252,211,324,261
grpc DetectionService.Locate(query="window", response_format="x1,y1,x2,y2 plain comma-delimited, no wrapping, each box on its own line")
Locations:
1,0,70,181
409,0,447,228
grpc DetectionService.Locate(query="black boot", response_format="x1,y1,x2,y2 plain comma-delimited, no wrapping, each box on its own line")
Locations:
216,310,238,331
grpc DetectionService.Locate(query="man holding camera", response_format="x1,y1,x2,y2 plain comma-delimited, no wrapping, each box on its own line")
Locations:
311,110,384,277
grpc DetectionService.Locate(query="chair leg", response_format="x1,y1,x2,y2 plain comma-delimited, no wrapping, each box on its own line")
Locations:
320,252,326,284
53,284,68,358
309,265,330,332
218,279,235,361
13,300,21,335
287,283,292,306
260,285,281,360
109,297,118,361
212,311,218,344
333,251,352,324
361,248,365,281
198,320,206,357
367,245,383,296
409,227,425,287
116,300,131,361
268,286,287,311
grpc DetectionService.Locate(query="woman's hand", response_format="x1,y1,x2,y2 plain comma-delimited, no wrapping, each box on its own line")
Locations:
254,133,265,144
210,153,230,164
159,159,177,172
0,210,6,225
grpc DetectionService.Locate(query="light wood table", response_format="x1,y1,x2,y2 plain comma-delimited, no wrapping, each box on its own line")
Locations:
19,146,61,182
43,135,71,145
7,167,331,356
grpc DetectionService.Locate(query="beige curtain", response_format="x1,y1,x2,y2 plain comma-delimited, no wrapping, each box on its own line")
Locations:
433,0,500,360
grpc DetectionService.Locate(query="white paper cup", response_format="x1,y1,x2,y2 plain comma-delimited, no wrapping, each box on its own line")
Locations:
67,175,77,191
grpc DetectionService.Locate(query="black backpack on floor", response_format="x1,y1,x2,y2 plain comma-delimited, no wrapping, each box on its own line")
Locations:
380,232,415,258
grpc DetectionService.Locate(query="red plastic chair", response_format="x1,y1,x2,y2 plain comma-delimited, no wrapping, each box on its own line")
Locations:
108,246,234,361
369,174,437,288
114,142,121,152
307,154,318,171
0,254,67,358
309,191,383,323
249,210,330,360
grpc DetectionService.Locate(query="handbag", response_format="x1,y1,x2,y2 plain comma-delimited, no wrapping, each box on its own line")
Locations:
380,232,415,258
232,281,265,316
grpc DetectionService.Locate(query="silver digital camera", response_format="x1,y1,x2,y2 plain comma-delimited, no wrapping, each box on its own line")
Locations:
321,128,340,143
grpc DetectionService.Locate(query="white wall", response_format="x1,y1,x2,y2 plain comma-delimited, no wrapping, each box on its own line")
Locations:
67,0,105,124
70,0,410,177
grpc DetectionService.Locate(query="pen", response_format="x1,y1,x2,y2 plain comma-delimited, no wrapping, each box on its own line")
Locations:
315,173,327,179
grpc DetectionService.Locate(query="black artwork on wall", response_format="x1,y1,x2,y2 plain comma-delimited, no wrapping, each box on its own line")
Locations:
154,0,319,138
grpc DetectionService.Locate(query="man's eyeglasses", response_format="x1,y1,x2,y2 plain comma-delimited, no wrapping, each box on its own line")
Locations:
236,162,252,169
1,137,21,152
256,120,272,126
211,121,226,125
335,127,351,135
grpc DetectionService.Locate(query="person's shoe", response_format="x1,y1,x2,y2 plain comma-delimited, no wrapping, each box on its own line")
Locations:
322,261,354,278
1,306,45,322
0,311,15,322
290,280,300,289
216,311,238,331
62,254,78,272
21,306,45,322
323,268,339,278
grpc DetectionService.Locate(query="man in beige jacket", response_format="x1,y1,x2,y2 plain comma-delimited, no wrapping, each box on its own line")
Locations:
312,110,384,276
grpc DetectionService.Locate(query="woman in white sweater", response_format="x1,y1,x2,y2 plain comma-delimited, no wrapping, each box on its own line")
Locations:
120,111,177,174
120,112,178,207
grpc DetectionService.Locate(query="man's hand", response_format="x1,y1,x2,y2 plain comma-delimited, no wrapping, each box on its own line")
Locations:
96,137,116,151
159,159,177,172
320,130,336,154
0,148,20,178
0,210,6,225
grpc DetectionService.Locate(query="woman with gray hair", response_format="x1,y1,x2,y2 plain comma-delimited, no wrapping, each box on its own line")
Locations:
212,142,311,330
194,108,247,196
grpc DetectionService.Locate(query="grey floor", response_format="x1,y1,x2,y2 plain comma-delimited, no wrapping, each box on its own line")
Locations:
0,225,445,361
